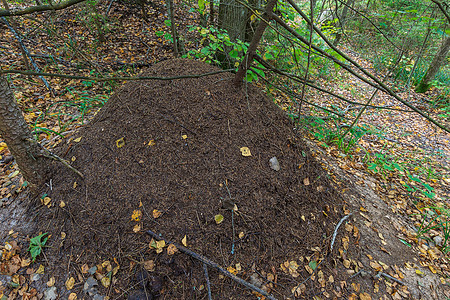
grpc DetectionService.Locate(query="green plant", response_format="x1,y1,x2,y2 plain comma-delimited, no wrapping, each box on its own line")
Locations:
416,207,450,253
28,233,49,262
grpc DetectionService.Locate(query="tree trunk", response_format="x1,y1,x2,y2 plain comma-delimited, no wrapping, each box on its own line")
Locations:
218,0,248,42
333,0,354,46
415,36,450,93
0,75,48,186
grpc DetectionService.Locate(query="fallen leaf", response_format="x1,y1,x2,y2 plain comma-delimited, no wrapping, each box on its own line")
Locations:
68,293,77,300
239,232,244,239
167,244,177,255
73,182,77,189
148,140,156,146
101,276,111,288
131,210,142,221
59,201,66,208
81,264,89,274
116,137,125,148
240,147,251,156
65,277,75,290
182,235,187,247
152,209,162,219
227,266,237,275
303,178,310,186
133,224,141,233
42,197,51,206
74,137,82,143
215,214,224,224
143,260,155,271
182,135,187,140
36,265,45,274
47,277,55,287
359,292,371,300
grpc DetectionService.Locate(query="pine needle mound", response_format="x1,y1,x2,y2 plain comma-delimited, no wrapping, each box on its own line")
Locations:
40,58,345,298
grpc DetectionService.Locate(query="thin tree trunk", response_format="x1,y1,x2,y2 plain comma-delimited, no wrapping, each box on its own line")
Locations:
167,0,179,57
218,0,248,41
233,0,277,86
0,75,48,186
415,36,450,93
333,0,354,46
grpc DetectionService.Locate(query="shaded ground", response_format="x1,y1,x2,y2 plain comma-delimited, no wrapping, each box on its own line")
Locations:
31,59,348,299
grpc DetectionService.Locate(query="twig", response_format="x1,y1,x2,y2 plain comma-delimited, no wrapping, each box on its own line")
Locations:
203,263,212,300
330,213,352,252
375,271,407,286
39,147,84,179
146,230,277,300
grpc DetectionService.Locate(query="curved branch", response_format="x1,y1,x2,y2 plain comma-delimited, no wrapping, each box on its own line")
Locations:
0,0,86,17
431,0,450,23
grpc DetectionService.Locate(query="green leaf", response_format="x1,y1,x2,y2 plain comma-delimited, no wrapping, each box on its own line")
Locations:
155,31,164,37
28,232,49,262
215,214,224,224
229,49,239,58
309,260,317,270
164,19,171,27
399,239,412,247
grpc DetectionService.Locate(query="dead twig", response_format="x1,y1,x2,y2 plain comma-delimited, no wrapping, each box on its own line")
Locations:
203,263,212,300
146,230,277,300
330,213,352,252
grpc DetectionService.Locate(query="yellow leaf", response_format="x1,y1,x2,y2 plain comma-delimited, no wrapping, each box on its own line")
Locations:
133,224,141,233
182,235,187,247
36,265,45,274
156,240,165,252
359,292,371,300
181,135,187,140
101,276,111,288
240,147,251,156
116,137,125,148
74,137,82,143
428,265,437,273
148,140,155,146
303,178,310,186
415,269,425,277
73,182,77,189
167,244,177,255
215,214,224,224
71,156,76,162
42,197,51,206
59,201,66,208
239,232,244,239
152,209,162,219
65,277,75,290
68,293,77,300
227,266,237,275
61,232,66,239
131,210,142,221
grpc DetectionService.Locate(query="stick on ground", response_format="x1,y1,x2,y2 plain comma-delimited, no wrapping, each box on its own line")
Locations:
146,230,277,300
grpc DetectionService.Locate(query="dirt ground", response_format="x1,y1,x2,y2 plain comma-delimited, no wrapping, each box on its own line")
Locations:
0,59,448,299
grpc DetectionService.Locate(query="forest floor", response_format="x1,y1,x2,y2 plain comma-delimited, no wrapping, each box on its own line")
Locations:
0,1,450,300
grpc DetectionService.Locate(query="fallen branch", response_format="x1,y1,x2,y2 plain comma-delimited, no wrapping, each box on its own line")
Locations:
146,230,277,300
375,271,407,286
0,0,86,17
330,213,352,252
0,69,235,82
41,150,84,179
